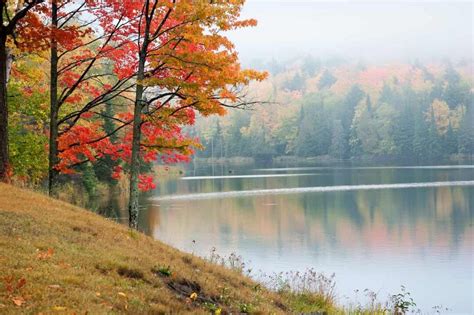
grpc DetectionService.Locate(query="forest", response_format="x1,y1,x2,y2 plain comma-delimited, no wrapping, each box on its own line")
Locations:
194,57,473,162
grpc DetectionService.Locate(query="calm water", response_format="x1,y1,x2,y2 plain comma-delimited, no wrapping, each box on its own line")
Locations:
131,162,474,312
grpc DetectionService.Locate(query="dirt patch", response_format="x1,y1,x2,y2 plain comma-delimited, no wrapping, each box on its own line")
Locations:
72,225,98,236
167,278,218,305
117,266,145,280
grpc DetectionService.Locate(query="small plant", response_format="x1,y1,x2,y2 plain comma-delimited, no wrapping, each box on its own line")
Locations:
151,265,172,277
203,301,219,312
218,286,232,305
391,285,416,314
128,229,139,240
239,302,254,313
432,305,450,313
207,247,251,275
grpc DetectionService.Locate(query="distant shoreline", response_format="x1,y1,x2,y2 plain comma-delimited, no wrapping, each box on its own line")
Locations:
192,154,473,165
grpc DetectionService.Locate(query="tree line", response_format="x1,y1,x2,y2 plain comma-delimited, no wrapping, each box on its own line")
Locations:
195,58,473,162
1,0,265,228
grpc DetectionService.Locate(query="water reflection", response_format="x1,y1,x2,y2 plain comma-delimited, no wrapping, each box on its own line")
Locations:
153,181,474,201
142,164,473,312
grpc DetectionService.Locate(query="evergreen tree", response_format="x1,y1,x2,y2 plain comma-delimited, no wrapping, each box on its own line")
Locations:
318,70,337,90
349,124,363,158
296,100,331,157
341,86,364,158
458,103,474,158
329,120,345,159
426,109,443,160
443,123,458,156
443,65,468,109
286,72,305,91
393,105,415,160
412,109,430,161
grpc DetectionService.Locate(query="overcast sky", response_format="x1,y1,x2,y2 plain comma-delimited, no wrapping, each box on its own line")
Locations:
228,1,473,63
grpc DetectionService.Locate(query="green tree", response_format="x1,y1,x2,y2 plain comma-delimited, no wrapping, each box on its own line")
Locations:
318,70,337,90
458,104,474,158
329,120,345,159
296,98,331,157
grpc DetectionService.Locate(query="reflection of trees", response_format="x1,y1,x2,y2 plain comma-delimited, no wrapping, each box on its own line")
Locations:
88,189,128,224
145,185,473,256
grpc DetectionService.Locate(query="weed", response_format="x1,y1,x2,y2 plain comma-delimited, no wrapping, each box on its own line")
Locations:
239,302,254,313
152,265,172,277
128,229,139,240
259,269,337,313
263,269,336,305
208,247,252,275
203,301,219,312
391,285,417,314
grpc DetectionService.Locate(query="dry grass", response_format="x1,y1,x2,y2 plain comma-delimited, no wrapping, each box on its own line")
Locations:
0,183,333,314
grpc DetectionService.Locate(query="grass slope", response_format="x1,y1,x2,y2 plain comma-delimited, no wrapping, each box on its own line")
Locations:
0,184,335,314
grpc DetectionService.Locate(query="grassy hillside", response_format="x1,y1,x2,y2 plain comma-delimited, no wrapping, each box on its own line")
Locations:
0,184,336,314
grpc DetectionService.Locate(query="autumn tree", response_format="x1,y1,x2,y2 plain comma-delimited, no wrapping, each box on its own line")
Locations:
7,53,50,184
43,0,136,195
0,0,43,182
113,0,266,228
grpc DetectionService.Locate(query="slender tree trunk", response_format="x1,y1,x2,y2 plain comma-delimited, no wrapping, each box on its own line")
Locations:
128,52,145,229
48,0,59,195
0,36,9,182
128,0,153,229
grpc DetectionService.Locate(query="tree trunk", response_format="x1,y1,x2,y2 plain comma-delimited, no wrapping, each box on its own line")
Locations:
128,54,145,229
5,48,13,83
0,36,9,182
128,0,152,230
48,0,59,196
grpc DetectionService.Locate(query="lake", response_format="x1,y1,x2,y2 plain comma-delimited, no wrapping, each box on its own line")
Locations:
129,161,473,312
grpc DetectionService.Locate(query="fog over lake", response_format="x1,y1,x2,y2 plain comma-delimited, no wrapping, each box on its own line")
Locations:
228,1,473,62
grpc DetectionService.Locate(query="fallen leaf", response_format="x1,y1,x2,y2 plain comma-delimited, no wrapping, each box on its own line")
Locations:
16,278,26,289
37,248,54,260
12,296,25,306
5,283,13,294
189,292,198,300
117,292,127,298
95,292,101,297
57,261,71,269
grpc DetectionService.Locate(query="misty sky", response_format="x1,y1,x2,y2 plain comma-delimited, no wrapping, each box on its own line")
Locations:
228,1,473,63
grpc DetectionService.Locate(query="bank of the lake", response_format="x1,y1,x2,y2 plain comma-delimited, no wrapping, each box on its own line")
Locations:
0,183,340,314
141,161,473,313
